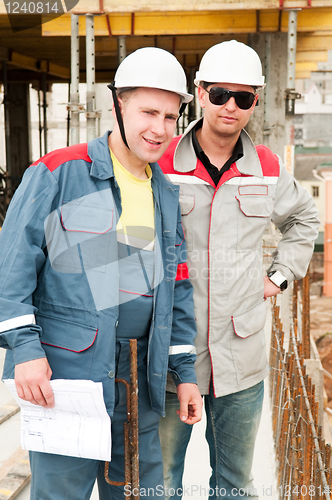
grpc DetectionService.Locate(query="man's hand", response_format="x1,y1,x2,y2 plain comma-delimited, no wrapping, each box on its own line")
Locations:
14,358,54,408
263,275,281,300
176,383,202,425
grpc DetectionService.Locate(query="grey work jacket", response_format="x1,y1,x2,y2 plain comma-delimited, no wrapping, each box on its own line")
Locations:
159,119,320,397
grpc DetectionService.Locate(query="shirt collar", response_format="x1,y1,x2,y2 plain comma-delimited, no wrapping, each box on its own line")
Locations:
191,122,243,184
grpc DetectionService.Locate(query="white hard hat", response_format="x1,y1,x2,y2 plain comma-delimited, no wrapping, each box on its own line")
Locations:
194,40,265,89
113,47,193,103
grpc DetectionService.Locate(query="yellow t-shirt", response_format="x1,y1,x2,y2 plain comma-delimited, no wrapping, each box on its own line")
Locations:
110,150,155,250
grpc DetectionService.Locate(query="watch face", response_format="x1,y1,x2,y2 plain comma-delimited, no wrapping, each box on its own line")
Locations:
268,271,287,290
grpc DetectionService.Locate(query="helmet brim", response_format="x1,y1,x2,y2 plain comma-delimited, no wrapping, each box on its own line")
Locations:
108,83,193,104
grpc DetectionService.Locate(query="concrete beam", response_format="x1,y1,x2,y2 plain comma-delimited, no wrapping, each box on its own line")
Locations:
94,33,248,58
19,0,332,14
39,61,70,79
4,51,70,79
42,11,259,36
41,8,332,36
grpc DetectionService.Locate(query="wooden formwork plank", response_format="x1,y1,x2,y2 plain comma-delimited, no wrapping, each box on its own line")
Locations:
0,449,31,500
0,449,27,483
0,405,19,426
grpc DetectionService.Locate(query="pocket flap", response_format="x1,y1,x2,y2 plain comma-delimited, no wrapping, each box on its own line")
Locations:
179,194,195,216
38,314,98,352
232,301,267,339
61,191,114,234
236,196,274,218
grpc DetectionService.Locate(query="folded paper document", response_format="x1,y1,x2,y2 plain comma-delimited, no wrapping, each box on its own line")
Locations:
3,379,112,461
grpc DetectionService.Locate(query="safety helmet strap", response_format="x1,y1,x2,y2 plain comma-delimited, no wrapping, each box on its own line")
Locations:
107,82,129,150
178,102,187,121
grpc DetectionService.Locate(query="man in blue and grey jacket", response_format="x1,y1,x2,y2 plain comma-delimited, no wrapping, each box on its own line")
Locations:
0,47,202,500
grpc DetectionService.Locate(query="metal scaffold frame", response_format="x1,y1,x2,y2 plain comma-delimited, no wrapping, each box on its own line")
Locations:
70,13,80,145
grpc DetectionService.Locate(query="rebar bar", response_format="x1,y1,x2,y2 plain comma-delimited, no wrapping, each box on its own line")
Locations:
104,339,140,500
270,276,331,500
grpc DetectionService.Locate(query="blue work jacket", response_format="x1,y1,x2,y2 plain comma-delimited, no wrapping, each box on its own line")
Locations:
0,131,197,417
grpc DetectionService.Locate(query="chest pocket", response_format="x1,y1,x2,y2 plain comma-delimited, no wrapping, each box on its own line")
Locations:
179,194,195,252
46,190,117,274
236,185,274,251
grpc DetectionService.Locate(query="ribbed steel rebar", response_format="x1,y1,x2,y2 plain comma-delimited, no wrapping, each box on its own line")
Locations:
270,277,331,500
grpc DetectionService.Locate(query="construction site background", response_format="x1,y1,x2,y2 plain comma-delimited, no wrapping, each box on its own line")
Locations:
1,2,332,496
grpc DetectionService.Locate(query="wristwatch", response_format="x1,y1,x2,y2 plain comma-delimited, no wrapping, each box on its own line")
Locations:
267,270,288,291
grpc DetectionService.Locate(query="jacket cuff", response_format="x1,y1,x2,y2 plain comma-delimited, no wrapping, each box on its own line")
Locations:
267,264,295,284
170,366,197,387
12,339,46,365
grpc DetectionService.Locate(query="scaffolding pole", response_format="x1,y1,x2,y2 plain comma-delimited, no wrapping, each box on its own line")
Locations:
70,13,80,145
38,90,43,157
284,10,300,175
286,10,297,104
42,72,48,155
117,36,126,64
86,14,96,142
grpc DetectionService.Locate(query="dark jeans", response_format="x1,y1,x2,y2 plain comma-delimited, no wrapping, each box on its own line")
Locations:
159,381,264,500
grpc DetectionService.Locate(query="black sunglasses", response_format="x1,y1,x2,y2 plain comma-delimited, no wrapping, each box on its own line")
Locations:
206,87,256,110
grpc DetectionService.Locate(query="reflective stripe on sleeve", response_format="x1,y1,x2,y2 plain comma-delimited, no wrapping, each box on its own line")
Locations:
169,345,196,355
0,314,36,333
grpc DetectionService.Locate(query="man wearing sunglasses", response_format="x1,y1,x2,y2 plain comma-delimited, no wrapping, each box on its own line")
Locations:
158,40,319,499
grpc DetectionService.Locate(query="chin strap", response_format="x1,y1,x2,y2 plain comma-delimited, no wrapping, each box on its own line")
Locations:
177,102,188,124
178,102,187,119
107,82,130,150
